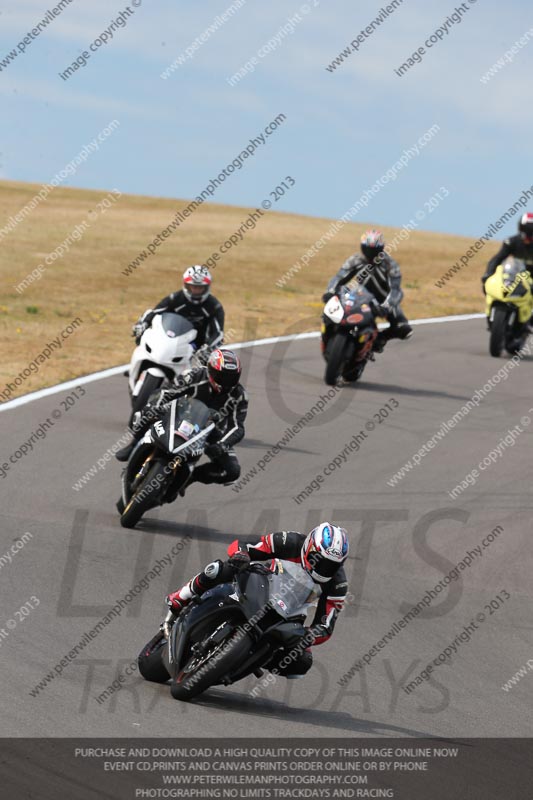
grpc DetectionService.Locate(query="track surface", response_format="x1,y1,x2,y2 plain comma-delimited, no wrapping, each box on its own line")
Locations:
1,319,532,738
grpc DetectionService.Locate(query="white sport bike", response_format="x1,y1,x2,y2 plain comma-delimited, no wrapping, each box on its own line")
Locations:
128,312,198,425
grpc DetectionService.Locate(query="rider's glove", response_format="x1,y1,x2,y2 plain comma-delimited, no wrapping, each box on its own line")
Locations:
132,321,147,339
305,624,329,645
322,292,334,303
205,443,226,460
195,344,211,365
227,550,251,573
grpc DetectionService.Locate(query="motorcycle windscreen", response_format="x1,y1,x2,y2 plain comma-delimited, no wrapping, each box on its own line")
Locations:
169,397,214,454
266,560,320,619
151,397,213,452
160,312,197,340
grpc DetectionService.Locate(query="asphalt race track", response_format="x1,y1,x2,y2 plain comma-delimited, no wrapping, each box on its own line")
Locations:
1,317,532,739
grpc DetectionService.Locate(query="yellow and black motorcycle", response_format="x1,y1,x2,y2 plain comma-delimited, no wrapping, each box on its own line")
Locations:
485,258,532,357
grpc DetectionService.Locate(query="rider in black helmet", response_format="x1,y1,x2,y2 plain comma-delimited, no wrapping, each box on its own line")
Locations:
116,349,247,492
482,213,533,288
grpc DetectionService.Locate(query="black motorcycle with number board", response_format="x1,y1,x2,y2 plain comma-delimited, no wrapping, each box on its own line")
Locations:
322,285,380,386
118,397,215,529
137,560,317,701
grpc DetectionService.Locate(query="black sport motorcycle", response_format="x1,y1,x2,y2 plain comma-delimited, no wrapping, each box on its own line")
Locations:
138,561,316,701
322,285,380,386
118,397,215,528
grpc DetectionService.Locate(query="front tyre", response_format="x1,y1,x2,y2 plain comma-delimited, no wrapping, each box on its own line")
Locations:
325,334,355,386
120,461,168,528
489,306,508,358
170,631,253,702
129,373,163,427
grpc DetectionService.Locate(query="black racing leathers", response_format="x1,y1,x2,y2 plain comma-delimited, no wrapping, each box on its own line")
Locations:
483,235,533,282
133,367,248,485
167,531,348,677
327,252,404,310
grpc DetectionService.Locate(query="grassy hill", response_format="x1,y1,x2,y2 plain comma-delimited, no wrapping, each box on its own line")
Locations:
0,179,491,399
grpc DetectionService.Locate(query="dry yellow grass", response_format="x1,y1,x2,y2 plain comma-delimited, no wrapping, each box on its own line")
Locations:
0,179,493,399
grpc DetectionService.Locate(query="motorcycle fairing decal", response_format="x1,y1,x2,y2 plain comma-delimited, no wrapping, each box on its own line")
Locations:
324,295,344,324
168,400,177,452
171,422,215,454
177,420,195,439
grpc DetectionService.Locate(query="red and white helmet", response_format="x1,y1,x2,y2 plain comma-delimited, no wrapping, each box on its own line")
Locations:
360,229,385,262
518,213,533,242
183,265,212,304
301,522,349,583
207,348,242,393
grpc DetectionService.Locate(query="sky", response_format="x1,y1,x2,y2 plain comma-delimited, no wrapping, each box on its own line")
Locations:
0,0,531,240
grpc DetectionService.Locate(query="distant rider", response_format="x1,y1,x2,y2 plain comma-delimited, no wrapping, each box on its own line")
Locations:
322,229,412,352
116,349,247,492
132,265,225,359
482,213,533,288
163,523,349,679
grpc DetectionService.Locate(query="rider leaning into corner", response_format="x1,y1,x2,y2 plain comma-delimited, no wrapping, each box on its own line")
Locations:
132,265,225,358
322,229,413,353
116,348,248,492
163,523,349,679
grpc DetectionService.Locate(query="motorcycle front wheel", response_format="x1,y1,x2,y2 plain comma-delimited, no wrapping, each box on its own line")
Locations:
324,334,355,386
120,461,168,528
170,630,253,702
489,307,507,358
129,373,163,427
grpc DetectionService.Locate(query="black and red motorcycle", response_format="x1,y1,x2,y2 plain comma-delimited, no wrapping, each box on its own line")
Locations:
322,285,380,386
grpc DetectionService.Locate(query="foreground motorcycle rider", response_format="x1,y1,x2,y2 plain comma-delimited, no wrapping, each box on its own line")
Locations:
116,349,247,491
482,213,533,288
322,229,412,353
132,265,225,358
162,523,349,678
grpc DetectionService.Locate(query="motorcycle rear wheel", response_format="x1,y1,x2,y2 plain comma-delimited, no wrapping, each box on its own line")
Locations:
138,632,170,684
129,373,163,427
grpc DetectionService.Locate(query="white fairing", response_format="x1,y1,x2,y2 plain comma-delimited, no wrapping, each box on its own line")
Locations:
324,295,344,324
128,314,197,396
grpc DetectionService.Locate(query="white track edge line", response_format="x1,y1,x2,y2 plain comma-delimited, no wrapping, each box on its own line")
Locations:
0,312,485,412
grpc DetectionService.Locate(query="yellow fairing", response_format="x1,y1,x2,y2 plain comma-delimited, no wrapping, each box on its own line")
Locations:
485,266,533,324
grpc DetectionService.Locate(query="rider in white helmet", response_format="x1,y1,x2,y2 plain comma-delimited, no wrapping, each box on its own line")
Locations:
132,265,225,359
162,523,349,679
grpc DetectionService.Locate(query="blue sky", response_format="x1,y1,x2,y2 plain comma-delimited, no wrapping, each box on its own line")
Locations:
0,0,530,239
